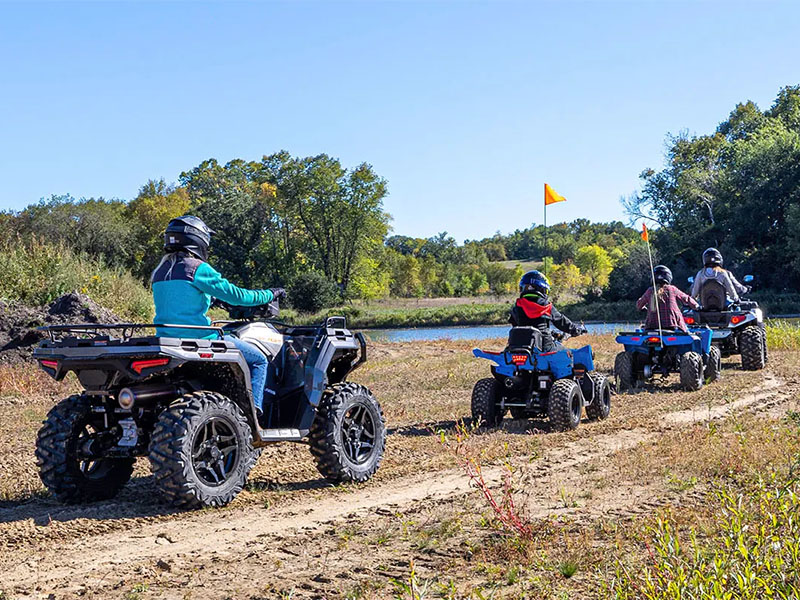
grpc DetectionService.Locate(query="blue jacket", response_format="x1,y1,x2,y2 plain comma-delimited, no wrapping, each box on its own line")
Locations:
151,252,274,339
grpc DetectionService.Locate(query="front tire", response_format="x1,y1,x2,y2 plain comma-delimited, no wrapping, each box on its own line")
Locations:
36,395,135,503
471,378,502,428
679,352,704,391
705,345,722,383
740,326,766,371
614,352,635,392
148,391,256,509
586,374,611,421
309,383,386,483
548,379,582,431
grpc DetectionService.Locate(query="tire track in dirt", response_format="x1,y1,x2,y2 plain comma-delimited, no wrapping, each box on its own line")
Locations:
3,372,796,594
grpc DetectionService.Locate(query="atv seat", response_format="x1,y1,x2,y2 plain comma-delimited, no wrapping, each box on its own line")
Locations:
699,280,727,312
506,327,542,352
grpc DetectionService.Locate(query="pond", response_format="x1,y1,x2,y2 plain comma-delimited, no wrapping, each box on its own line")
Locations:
363,322,635,343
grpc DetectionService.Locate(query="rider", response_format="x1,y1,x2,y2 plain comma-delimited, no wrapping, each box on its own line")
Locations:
151,216,285,425
690,247,749,305
637,265,699,332
510,270,587,352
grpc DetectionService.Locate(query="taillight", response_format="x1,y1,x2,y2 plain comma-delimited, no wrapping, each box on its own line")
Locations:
731,315,746,325
131,358,170,374
647,337,661,344
511,354,528,366
685,316,695,325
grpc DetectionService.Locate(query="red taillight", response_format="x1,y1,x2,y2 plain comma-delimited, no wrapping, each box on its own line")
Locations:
667,337,677,342
685,316,695,325
199,353,213,359
41,360,58,369
131,358,170,374
647,337,661,344
511,354,528,366
731,315,746,325
631,337,641,342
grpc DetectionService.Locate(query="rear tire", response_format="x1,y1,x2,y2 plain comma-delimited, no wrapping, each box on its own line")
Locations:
759,322,769,364
547,379,582,431
36,395,135,503
149,391,256,509
705,345,722,383
470,378,502,428
740,326,765,371
586,374,611,421
309,383,386,483
679,352,704,391
614,352,635,392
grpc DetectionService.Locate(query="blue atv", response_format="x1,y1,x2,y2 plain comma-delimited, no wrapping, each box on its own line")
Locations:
471,327,611,431
614,327,720,392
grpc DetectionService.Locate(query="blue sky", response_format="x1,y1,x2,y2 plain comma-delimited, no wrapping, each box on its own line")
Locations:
0,1,797,241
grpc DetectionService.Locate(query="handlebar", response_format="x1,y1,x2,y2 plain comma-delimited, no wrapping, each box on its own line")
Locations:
211,298,281,321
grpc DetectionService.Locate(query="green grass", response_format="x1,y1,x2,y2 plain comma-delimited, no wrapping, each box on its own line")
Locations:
0,235,153,321
766,320,800,350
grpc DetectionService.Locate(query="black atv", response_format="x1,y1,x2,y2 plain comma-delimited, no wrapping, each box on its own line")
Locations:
683,274,767,371
33,300,385,509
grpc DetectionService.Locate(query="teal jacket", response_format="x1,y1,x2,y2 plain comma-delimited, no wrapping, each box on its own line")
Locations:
151,252,274,339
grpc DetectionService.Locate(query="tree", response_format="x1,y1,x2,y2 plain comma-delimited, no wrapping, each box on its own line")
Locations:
127,179,191,278
575,245,613,295
549,262,583,302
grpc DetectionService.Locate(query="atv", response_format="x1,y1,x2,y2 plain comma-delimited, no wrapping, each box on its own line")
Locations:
471,328,610,431
683,274,767,371
33,300,385,509
614,326,719,392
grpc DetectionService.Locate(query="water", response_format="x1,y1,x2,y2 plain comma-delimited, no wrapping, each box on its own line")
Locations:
363,322,634,343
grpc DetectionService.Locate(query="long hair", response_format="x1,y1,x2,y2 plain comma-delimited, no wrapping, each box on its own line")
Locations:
649,282,669,313
150,252,180,284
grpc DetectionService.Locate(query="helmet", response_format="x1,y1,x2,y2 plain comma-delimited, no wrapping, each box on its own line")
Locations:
703,247,723,268
653,265,673,285
164,215,215,260
519,270,550,299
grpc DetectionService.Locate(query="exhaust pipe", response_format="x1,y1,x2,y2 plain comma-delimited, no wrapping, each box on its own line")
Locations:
118,384,179,410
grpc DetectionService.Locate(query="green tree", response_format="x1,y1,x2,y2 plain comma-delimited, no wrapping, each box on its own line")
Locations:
575,245,613,294
549,262,583,302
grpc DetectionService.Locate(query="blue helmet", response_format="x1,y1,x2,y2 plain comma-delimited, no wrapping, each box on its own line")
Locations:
519,270,550,298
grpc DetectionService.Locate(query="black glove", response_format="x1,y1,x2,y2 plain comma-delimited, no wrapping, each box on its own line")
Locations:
574,326,588,337
269,288,287,301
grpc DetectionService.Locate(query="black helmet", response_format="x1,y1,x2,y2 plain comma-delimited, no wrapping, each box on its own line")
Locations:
653,265,673,285
703,247,723,268
519,270,550,299
164,215,215,260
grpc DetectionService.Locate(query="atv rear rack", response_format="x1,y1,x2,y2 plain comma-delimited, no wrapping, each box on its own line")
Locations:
39,323,226,343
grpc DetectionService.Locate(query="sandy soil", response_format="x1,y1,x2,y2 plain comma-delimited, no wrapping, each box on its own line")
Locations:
0,336,797,599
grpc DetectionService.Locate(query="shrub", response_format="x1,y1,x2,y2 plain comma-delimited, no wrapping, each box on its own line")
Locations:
0,235,153,321
287,271,340,313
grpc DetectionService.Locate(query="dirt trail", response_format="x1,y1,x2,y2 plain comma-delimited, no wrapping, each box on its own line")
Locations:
3,371,796,597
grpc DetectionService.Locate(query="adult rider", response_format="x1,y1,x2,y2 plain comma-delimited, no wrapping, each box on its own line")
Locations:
151,215,284,426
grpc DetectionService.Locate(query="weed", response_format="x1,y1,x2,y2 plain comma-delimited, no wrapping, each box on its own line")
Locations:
558,561,578,578
391,560,431,600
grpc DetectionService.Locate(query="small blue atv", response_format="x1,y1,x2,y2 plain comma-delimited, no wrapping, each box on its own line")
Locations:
471,327,611,431
614,327,720,392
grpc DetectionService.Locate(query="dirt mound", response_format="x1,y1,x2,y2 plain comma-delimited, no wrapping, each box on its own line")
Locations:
0,292,120,364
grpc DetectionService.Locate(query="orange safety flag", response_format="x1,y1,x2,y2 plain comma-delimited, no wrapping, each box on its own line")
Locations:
544,183,567,206
641,222,649,242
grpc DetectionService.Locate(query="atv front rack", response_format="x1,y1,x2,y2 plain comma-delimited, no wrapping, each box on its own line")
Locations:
39,323,226,343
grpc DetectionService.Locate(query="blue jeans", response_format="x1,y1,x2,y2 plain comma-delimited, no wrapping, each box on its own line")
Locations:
225,336,268,412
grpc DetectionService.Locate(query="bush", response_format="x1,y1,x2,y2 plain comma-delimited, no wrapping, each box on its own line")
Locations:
288,271,340,313
0,235,153,321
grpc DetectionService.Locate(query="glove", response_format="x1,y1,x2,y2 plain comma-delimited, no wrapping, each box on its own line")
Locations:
269,288,287,301
574,326,588,337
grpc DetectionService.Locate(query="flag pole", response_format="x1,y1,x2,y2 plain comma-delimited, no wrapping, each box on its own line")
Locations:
643,224,664,348
544,193,548,278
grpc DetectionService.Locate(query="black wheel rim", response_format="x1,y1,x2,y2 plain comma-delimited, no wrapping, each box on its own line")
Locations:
571,390,581,421
191,417,240,487
73,422,113,480
341,402,377,465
